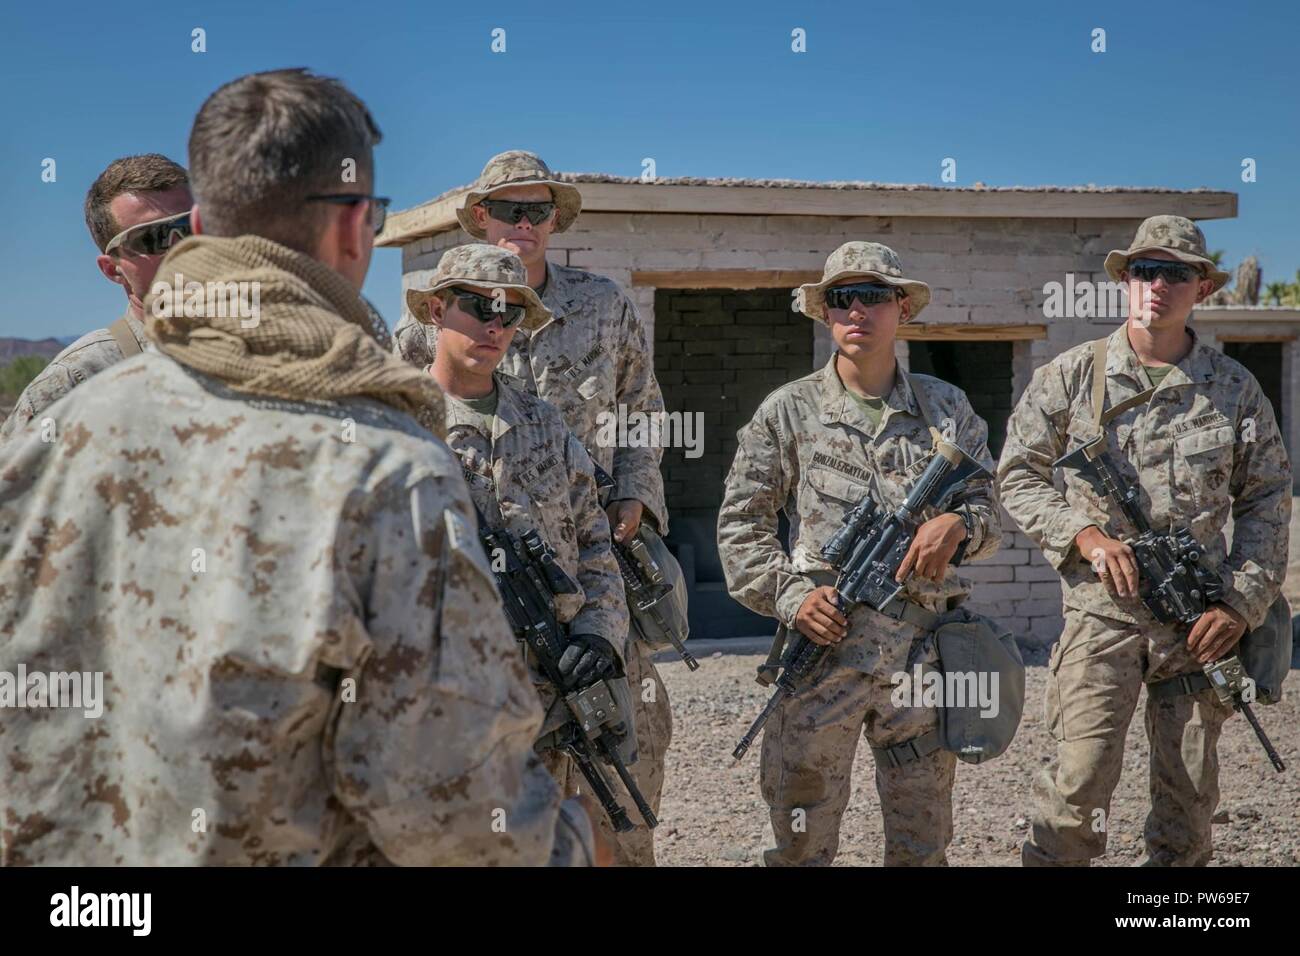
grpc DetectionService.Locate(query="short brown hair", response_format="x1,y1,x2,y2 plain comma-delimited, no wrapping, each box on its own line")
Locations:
84,154,190,252
188,68,382,252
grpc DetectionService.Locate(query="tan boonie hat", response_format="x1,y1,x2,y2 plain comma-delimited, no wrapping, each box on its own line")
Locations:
797,241,930,324
1104,215,1230,291
456,150,582,239
405,243,551,333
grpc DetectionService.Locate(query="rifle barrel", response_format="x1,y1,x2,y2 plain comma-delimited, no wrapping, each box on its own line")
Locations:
1238,701,1286,773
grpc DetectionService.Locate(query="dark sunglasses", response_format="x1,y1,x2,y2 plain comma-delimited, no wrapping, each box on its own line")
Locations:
1126,258,1201,285
449,286,526,328
305,194,391,235
104,211,192,257
479,199,556,226
824,282,902,311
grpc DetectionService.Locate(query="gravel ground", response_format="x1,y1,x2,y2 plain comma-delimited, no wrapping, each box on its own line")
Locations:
652,650,1300,867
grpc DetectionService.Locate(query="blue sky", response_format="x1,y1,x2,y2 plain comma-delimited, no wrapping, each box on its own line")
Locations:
1,0,1296,339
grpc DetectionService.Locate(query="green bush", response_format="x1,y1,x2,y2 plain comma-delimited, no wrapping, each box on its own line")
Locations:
0,355,50,399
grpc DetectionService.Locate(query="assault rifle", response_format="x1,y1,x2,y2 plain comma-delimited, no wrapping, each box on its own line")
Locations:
1055,434,1284,772
475,506,659,829
733,441,990,761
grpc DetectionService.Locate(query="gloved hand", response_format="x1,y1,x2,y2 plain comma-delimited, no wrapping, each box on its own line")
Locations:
558,634,619,691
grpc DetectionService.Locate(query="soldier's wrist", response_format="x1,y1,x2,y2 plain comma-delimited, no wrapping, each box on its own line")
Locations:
1074,525,1103,551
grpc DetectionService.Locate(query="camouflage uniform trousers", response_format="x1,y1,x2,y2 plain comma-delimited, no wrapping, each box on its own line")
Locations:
759,625,956,867
1023,606,1233,867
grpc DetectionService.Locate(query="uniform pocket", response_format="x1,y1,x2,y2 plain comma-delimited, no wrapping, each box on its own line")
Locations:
803,465,870,507
1064,413,1102,450
1173,424,1235,509
1044,639,1065,742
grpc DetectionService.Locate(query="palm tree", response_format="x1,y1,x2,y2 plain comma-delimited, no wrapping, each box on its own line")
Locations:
1263,282,1288,306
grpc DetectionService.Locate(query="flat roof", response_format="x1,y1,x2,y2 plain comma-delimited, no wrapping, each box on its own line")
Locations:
377,172,1237,247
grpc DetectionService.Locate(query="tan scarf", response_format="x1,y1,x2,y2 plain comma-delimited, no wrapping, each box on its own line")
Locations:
144,234,444,436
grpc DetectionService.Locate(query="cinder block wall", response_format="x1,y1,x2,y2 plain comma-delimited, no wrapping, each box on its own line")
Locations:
654,289,812,515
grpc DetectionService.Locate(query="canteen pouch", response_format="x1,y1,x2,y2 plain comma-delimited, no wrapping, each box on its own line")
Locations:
932,608,1025,764
626,525,691,651
1237,595,1292,705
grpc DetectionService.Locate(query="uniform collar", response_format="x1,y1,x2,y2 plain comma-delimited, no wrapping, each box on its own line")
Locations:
817,352,919,432
534,261,583,331
1106,322,1215,390
441,374,533,442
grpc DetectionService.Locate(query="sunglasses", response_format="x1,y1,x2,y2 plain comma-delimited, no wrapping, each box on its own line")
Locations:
824,282,902,311
305,194,391,235
449,286,526,329
1126,258,1202,285
479,199,556,227
104,211,192,257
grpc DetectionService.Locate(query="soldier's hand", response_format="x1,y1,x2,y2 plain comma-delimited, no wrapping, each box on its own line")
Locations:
1076,525,1138,598
606,498,644,543
794,586,848,645
496,237,523,257
1187,603,1248,664
558,634,618,691
896,512,966,584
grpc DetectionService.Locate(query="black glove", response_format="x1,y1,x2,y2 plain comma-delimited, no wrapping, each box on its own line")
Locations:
558,634,618,691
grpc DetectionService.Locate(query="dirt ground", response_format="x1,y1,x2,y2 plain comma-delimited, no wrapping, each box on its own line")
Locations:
652,650,1300,867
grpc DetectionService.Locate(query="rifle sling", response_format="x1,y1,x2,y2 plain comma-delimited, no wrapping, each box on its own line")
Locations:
756,624,788,687
1090,336,1158,427
109,316,143,358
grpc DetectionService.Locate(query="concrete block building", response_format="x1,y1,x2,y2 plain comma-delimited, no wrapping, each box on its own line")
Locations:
379,175,1299,645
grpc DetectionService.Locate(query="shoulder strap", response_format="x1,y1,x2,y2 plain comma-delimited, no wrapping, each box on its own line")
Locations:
109,317,142,358
1090,338,1108,428
1090,336,1156,427
899,367,944,445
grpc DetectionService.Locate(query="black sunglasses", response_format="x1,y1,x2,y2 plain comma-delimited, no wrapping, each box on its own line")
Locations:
305,194,391,235
824,282,902,311
104,211,192,257
1126,258,1201,285
449,286,526,329
479,199,556,226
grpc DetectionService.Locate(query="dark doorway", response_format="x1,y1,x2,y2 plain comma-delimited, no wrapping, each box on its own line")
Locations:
654,288,814,639
907,340,1014,457
1224,342,1285,437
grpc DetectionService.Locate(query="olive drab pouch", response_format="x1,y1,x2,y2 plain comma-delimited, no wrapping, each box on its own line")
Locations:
1238,595,1292,705
625,524,691,652
932,608,1026,764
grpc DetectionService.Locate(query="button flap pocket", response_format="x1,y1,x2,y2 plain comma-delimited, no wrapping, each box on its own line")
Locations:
805,465,870,504
1065,413,1102,444
1176,424,1235,457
